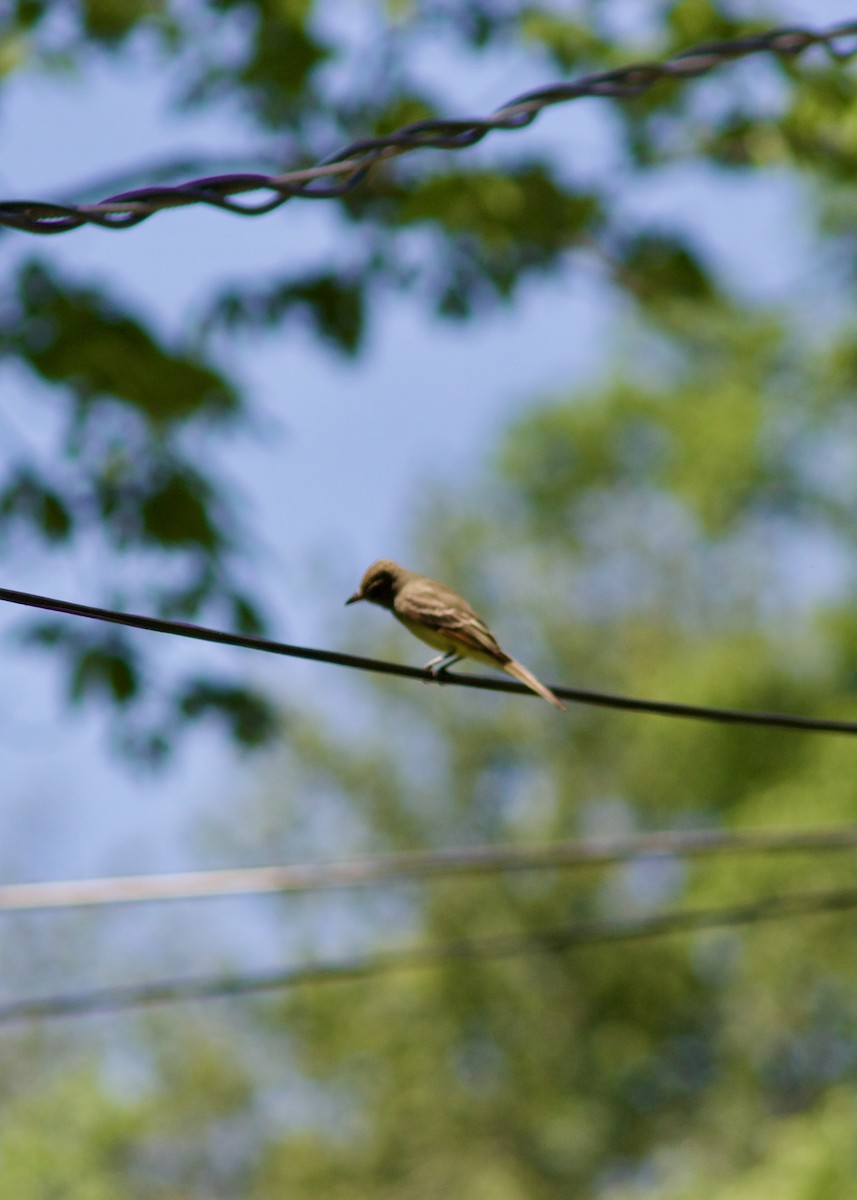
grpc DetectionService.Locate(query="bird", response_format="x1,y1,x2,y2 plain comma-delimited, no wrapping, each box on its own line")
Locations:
346,558,566,711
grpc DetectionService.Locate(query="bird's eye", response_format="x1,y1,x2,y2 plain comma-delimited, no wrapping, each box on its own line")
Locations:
365,573,393,601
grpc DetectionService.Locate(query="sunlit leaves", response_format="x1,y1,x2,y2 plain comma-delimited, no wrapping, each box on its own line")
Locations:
0,1071,145,1198
498,317,829,541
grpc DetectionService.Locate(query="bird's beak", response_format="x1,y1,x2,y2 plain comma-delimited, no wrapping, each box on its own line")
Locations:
345,591,363,606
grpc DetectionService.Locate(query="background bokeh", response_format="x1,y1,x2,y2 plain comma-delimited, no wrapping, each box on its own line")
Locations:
1,1,857,1194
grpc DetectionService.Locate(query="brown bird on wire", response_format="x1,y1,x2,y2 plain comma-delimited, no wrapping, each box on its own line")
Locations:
346,559,566,711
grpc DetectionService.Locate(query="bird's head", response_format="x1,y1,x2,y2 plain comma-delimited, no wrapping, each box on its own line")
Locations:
345,559,406,610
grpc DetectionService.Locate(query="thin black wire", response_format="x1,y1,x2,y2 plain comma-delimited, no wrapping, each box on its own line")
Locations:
1,584,855,736
4,825,857,912
2,21,856,234
1,885,855,1024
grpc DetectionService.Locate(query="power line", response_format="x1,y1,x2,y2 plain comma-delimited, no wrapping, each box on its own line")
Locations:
5,825,857,912
3,21,856,235
1,885,855,1024
1,584,855,735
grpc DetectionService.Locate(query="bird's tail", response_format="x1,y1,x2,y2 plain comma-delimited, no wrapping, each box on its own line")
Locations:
502,658,567,711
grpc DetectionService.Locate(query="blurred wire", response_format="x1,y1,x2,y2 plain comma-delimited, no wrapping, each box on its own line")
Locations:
5,825,857,912
2,885,855,1023
2,21,856,234
1,584,855,734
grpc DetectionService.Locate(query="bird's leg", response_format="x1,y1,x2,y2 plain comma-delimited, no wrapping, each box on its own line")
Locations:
424,652,462,682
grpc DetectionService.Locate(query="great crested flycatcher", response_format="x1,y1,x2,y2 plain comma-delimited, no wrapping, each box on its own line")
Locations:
346,559,566,711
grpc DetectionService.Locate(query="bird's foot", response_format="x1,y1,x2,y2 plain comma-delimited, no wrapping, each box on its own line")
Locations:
423,653,461,683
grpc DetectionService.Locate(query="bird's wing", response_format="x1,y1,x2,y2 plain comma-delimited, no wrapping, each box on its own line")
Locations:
395,580,509,663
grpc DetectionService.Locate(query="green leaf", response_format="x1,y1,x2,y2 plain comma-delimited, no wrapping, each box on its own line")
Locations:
0,470,73,542
401,167,600,255
617,232,716,305
1,261,239,426
186,8,329,124
140,470,222,550
231,592,266,636
69,645,139,706
18,619,69,647
519,11,609,70
210,273,365,355
82,0,165,44
178,680,279,746
664,0,747,48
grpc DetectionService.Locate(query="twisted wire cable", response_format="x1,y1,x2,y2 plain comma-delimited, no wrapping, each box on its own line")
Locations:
2,21,855,235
